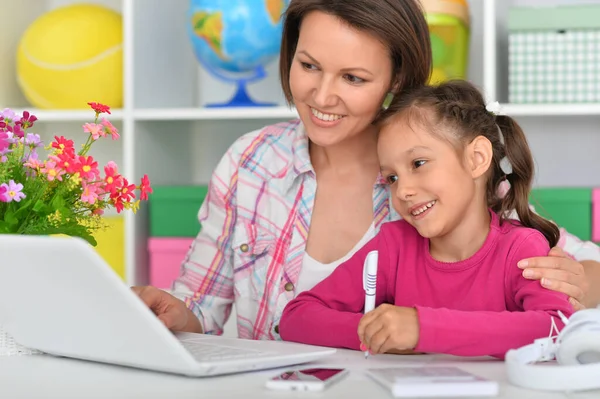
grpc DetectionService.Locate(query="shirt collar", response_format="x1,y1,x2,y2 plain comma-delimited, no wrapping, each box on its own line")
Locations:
292,122,313,175
280,121,313,192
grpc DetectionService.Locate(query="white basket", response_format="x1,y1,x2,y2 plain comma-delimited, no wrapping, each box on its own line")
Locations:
0,324,42,356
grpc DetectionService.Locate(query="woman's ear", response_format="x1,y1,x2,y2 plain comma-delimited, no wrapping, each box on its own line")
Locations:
466,135,493,179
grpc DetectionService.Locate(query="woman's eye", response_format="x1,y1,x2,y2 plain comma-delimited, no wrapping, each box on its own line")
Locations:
344,74,365,84
386,175,398,184
413,160,426,169
301,62,317,71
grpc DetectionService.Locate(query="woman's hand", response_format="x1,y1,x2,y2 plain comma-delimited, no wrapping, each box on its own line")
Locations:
357,304,419,355
131,286,204,333
518,247,589,310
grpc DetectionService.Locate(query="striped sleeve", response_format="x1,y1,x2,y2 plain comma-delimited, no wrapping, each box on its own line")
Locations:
557,227,600,262
170,138,246,335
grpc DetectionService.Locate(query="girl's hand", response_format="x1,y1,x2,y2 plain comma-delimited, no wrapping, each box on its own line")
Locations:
518,247,589,311
357,304,419,355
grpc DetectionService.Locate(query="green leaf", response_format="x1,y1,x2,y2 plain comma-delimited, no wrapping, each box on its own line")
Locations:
14,200,33,218
51,195,66,209
0,221,14,233
32,199,49,213
4,211,18,226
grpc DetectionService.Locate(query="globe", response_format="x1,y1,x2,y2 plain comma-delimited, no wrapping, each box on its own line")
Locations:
188,0,289,107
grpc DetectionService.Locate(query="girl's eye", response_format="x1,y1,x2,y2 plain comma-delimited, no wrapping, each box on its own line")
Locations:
385,174,398,184
413,160,427,169
301,62,318,71
344,74,365,84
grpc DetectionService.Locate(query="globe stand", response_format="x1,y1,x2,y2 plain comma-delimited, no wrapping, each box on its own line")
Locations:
206,81,277,108
202,64,277,108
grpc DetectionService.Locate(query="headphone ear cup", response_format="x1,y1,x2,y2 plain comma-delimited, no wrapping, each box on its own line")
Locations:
557,327,600,365
565,308,600,325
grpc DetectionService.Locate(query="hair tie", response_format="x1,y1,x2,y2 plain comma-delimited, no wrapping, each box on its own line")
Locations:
485,100,502,116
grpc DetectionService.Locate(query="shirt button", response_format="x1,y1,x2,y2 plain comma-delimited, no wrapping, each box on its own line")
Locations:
274,324,279,334
240,243,249,253
284,282,294,292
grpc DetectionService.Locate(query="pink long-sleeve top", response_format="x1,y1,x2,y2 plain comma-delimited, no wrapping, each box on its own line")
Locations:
279,212,574,358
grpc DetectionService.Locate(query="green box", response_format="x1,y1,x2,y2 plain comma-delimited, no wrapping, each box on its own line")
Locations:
529,188,592,241
509,5,600,32
149,185,209,237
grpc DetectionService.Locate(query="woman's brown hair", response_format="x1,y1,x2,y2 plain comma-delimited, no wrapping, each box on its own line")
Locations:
279,0,432,119
380,80,560,247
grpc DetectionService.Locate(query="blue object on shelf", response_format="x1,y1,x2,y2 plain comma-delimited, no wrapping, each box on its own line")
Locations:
188,0,289,107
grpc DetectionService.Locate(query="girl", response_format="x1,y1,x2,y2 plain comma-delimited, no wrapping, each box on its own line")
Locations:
279,80,574,358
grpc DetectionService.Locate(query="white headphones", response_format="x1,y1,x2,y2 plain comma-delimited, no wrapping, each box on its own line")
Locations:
505,307,600,392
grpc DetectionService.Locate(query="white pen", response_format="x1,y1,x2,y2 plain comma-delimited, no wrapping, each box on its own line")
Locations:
362,250,378,359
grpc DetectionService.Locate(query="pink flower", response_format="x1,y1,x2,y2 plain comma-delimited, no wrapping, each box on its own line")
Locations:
81,182,100,205
87,102,111,115
0,131,9,153
105,161,118,173
23,155,44,170
16,111,37,130
100,118,119,140
2,180,25,202
77,155,99,181
0,183,8,202
41,160,66,181
83,123,104,140
51,136,75,156
139,174,152,201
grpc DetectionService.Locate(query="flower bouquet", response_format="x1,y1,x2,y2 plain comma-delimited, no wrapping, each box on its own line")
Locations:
0,102,152,246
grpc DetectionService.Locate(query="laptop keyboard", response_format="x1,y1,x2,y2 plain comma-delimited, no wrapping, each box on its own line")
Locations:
181,341,278,362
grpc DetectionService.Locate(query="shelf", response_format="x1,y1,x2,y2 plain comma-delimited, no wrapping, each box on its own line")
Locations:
9,108,125,122
133,106,298,121
501,103,600,117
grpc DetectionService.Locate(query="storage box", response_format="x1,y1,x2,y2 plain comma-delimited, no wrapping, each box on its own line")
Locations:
508,5,600,104
422,0,471,84
529,188,592,241
593,189,600,242
149,185,208,237
148,237,194,289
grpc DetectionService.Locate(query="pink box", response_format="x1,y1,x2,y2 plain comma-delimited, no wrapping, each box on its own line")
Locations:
593,189,600,242
148,237,194,289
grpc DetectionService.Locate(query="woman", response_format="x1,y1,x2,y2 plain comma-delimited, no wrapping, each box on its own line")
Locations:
133,0,600,340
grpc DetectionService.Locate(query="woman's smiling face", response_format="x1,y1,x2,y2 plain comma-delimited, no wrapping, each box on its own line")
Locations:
289,11,393,147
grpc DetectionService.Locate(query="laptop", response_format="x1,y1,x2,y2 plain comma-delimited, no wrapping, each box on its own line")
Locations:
0,234,335,377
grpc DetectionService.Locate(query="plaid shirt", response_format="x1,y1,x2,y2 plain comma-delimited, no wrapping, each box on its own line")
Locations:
172,119,600,340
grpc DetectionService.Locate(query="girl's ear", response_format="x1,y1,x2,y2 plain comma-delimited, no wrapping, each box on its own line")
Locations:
465,135,493,179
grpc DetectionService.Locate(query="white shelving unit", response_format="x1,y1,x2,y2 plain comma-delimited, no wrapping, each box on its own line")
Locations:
2,0,598,285
480,0,600,197
2,0,298,285
483,0,600,117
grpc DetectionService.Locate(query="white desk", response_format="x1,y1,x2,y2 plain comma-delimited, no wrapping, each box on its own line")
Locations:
0,350,598,399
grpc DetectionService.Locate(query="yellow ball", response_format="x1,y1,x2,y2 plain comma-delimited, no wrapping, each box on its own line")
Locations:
16,4,123,109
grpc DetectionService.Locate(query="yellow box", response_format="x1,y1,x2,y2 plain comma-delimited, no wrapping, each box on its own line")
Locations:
93,216,125,280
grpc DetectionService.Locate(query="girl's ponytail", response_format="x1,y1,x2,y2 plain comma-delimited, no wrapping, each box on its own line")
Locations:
495,115,559,247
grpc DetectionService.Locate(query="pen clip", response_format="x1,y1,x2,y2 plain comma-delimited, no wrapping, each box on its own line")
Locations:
363,250,378,293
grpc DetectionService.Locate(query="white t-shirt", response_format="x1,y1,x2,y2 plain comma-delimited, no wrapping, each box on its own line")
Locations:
295,222,376,294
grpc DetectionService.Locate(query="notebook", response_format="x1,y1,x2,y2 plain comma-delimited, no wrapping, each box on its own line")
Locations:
365,366,499,397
